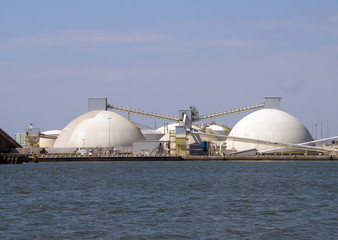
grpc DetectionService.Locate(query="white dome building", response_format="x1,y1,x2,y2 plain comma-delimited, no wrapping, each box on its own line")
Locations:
157,123,203,141
205,124,231,141
157,123,202,134
54,110,145,148
157,123,180,135
226,109,313,152
39,130,62,148
134,122,163,141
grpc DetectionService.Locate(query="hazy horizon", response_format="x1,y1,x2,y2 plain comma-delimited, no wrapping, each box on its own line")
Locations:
1,1,337,139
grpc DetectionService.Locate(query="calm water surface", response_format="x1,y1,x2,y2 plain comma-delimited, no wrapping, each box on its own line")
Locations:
1,161,337,239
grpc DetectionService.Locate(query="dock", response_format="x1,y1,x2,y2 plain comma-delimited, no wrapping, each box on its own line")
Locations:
0,153,29,164
30,154,337,162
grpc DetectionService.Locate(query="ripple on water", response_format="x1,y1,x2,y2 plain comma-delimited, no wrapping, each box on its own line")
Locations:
0,161,337,239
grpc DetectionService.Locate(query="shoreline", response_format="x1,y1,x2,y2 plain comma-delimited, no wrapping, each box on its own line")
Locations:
31,154,337,162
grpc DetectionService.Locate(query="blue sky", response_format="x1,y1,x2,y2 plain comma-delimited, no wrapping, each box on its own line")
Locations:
1,0,337,139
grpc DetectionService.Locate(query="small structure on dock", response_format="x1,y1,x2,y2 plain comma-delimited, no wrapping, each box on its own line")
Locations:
0,128,28,164
0,128,21,152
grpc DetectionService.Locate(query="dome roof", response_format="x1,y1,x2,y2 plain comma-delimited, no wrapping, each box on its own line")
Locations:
156,123,180,134
156,123,202,134
40,130,62,148
54,110,145,148
205,124,232,141
226,109,313,152
41,130,62,136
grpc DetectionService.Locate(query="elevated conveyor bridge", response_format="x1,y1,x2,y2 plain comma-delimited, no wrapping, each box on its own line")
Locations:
107,102,265,122
107,104,178,122
195,103,265,121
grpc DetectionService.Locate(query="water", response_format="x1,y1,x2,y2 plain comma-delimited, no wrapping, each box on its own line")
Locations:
1,161,337,239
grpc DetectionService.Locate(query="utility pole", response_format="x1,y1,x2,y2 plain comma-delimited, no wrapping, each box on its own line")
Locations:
321,121,323,139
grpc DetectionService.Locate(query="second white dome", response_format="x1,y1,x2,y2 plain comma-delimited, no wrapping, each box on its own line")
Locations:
226,109,313,152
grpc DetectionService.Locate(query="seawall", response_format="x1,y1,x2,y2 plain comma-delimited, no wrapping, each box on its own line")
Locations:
31,154,338,162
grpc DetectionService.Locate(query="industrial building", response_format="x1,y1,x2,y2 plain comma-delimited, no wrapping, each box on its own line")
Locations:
0,128,22,151
54,110,145,149
0,129,27,164
10,96,336,160
15,133,25,147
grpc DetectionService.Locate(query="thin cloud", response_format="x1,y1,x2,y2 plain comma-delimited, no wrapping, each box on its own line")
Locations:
207,39,260,48
64,30,170,43
0,30,170,49
275,78,305,94
329,15,338,23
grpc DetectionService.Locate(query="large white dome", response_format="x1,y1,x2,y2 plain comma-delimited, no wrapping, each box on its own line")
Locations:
226,109,313,152
54,110,145,148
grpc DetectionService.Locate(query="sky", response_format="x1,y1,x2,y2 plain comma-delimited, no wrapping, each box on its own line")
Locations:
1,0,337,139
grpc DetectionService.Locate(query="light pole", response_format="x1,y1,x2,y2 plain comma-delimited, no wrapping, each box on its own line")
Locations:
321,121,323,139
82,138,85,148
108,117,112,147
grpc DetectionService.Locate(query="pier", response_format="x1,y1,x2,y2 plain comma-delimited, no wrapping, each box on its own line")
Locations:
31,154,337,162
0,153,29,164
